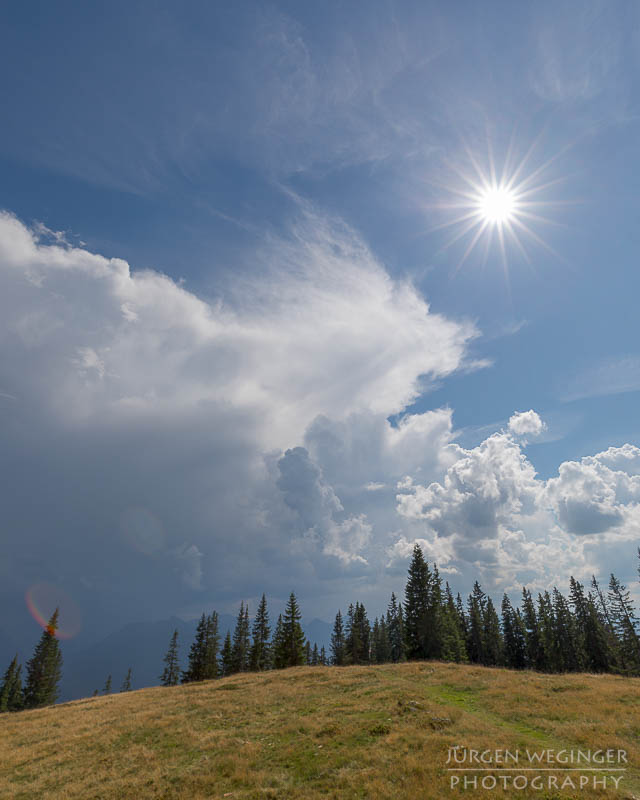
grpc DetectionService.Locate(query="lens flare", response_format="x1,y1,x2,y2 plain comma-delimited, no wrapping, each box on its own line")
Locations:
426,133,570,279
25,583,83,640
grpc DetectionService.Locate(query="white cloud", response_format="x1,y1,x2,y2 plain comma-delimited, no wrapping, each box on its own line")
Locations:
508,409,546,437
0,209,476,620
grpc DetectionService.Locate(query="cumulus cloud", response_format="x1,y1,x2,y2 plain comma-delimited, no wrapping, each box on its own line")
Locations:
395,423,640,592
0,209,476,628
2,209,639,635
508,409,546,437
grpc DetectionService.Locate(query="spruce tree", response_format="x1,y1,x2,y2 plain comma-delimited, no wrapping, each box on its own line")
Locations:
319,646,327,666
331,610,346,666
386,593,406,663
203,612,220,679
608,574,640,673
249,594,271,671
440,584,467,663
23,609,63,709
103,675,112,695
120,667,132,692
182,613,208,683
502,595,527,669
423,564,444,659
521,588,544,670
305,641,312,665
404,545,431,659
160,629,181,686
231,602,250,674
0,655,24,712
311,643,319,666
281,592,306,667
482,597,504,666
220,630,234,676
271,614,286,669
345,603,370,665
466,583,486,664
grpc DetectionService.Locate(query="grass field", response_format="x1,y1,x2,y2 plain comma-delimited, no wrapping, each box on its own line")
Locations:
1,662,639,799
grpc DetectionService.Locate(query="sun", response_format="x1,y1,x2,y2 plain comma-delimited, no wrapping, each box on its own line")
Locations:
478,185,517,224
427,135,568,277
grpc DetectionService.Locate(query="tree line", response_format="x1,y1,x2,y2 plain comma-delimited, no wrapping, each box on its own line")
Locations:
3,548,640,711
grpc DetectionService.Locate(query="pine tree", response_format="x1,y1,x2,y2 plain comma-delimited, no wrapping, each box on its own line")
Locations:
319,646,327,666
311,643,319,666
281,592,306,668
120,667,132,692
160,629,181,686
0,655,24,712
23,609,63,709
103,675,112,695
221,630,234,676
404,545,431,659
386,593,406,663
249,594,271,671
231,603,250,674
331,609,346,666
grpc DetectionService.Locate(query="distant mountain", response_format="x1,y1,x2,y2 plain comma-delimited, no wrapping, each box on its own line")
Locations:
56,614,332,702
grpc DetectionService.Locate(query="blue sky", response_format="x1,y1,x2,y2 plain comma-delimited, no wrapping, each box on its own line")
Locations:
1,0,640,644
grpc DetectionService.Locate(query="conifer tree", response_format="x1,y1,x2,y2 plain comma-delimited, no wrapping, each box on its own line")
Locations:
331,610,346,666
311,643,319,666
271,614,286,669
249,594,271,671
482,597,503,666
536,591,555,672
0,656,24,712
373,616,392,663
466,583,486,664
345,602,370,664
440,584,467,663
120,667,132,692
552,588,583,672
608,574,640,673
521,588,544,670
423,564,445,659
231,602,250,674
203,612,220,679
386,593,406,663
281,592,306,667
23,609,63,709
182,613,208,683
103,674,112,695
404,545,431,659
305,641,312,665
220,630,234,676
160,629,181,686
501,595,527,669
319,646,327,665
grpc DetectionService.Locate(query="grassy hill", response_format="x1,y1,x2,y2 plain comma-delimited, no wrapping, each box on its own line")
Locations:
1,662,639,799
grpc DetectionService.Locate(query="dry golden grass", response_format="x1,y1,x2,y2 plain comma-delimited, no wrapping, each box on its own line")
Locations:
1,662,639,799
